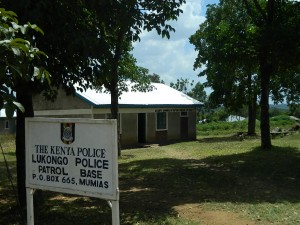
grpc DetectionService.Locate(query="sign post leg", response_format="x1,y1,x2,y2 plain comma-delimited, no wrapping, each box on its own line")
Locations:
26,188,34,225
111,200,120,225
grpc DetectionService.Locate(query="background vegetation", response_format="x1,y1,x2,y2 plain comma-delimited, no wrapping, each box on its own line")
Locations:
198,112,297,135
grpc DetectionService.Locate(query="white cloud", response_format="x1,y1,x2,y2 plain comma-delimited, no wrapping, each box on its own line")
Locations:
132,0,207,86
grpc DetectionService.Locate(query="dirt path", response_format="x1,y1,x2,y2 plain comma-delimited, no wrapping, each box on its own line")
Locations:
173,203,272,225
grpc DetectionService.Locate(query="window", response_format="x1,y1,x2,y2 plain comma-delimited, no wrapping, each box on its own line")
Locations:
180,111,188,117
156,112,167,130
5,120,9,129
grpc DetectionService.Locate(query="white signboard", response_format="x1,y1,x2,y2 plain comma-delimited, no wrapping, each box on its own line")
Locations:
25,117,119,201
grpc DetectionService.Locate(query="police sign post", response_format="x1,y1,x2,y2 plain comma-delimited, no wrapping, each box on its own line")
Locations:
25,117,119,225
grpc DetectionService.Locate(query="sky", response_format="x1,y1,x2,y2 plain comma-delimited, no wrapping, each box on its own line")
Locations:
132,0,220,88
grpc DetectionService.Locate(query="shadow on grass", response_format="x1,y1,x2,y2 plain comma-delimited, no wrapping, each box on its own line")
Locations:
0,161,22,225
1,146,299,225
34,193,113,225
119,146,300,223
198,134,260,143
3,151,16,157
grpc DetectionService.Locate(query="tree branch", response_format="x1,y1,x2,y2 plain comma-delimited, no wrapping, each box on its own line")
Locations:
266,0,275,25
242,0,266,26
253,0,268,22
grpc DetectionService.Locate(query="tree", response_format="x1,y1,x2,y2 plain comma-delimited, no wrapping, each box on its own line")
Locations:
8,0,186,142
87,0,185,155
289,104,300,118
190,0,259,135
88,0,186,109
0,8,48,113
187,82,207,103
3,0,100,207
148,73,165,83
170,78,194,94
0,7,49,209
4,0,100,90
4,0,186,205
186,82,207,120
242,0,300,148
190,0,300,147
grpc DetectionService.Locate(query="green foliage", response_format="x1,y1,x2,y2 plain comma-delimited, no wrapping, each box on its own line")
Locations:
197,115,297,136
189,0,258,110
0,7,49,114
187,82,207,103
269,107,289,117
197,120,249,135
208,107,229,122
242,0,300,104
289,104,300,118
170,78,194,94
0,8,47,77
190,0,300,148
270,115,291,122
148,73,165,84
270,115,295,127
87,0,186,86
4,0,186,99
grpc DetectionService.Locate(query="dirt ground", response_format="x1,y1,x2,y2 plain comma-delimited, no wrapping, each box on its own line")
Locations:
173,203,273,225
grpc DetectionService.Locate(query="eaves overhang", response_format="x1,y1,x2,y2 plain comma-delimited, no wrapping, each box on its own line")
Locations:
92,103,203,109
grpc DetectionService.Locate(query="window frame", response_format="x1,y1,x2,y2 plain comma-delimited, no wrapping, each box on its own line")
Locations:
180,111,188,117
156,112,168,131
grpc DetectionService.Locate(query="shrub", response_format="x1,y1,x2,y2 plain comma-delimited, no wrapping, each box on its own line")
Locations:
270,115,294,129
197,115,295,136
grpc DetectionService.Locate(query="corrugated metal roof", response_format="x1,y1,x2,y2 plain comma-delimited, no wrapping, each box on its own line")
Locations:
76,83,203,108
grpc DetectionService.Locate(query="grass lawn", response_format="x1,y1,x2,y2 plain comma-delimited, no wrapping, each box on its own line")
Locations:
0,131,299,225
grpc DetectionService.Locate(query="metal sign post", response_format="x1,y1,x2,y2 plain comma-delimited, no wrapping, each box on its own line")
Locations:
26,188,34,225
112,200,120,225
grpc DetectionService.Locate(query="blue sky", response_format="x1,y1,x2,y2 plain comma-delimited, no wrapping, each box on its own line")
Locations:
132,0,219,87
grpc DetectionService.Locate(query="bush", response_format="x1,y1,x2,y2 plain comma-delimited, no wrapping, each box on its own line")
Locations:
270,115,294,129
197,114,296,136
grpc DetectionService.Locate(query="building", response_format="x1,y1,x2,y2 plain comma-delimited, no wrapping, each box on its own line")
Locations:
33,83,202,147
0,109,16,134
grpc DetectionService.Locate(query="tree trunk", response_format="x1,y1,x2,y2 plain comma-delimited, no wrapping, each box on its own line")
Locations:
247,94,257,135
16,88,34,208
259,55,272,149
259,0,275,150
247,73,257,135
110,73,121,157
110,29,124,157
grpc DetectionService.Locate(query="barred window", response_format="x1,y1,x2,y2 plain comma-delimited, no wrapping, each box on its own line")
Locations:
180,111,188,117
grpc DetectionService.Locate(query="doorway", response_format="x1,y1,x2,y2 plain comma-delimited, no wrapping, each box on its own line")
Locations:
180,117,189,139
138,113,146,143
